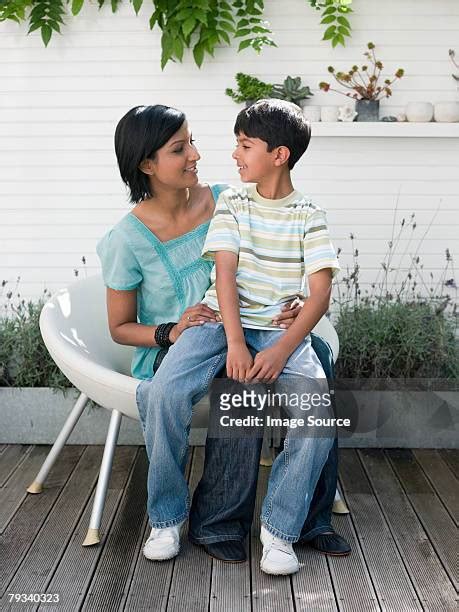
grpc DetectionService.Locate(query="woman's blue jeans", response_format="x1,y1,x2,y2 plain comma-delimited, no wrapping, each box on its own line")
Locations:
136,323,337,542
189,331,338,543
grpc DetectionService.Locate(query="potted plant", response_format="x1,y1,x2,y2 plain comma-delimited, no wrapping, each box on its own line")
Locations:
271,75,313,108
225,73,273,107
319,42,405,121
331,214,458,447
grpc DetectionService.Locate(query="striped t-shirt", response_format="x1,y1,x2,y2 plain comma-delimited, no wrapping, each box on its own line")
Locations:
201,184,340,328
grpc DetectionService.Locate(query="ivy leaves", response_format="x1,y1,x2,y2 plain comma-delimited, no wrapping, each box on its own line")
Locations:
28,0,66,46
151,0,276,69
1,0,355,65
308,0,353,48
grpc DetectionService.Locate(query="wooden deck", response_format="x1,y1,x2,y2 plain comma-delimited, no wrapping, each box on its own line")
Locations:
0,444,457,611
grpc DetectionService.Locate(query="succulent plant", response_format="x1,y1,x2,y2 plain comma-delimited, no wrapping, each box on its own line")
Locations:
271,76,313,107
225,73,273,104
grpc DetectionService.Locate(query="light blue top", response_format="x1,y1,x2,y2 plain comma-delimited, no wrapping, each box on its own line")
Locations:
96,184,227,380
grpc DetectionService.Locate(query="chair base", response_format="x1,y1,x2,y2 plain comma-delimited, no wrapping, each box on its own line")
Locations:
83,528,100,546
26,481,43,494
332,498,350,514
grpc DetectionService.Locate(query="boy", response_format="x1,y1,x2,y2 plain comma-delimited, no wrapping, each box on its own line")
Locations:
139,99,343,574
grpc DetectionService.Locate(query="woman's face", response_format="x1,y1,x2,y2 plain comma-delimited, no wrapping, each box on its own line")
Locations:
147,121,201,190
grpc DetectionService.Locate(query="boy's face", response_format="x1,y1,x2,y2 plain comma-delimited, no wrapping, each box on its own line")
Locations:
232,132,278,183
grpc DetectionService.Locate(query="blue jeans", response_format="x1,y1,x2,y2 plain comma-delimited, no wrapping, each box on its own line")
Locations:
136,323,334,542
189,332,338,543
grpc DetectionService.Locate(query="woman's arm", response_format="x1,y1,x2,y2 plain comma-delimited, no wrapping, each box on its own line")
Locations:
106,288,218,347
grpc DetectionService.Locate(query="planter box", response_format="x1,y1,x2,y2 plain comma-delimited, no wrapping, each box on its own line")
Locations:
334,384,458,448
1,387,457,448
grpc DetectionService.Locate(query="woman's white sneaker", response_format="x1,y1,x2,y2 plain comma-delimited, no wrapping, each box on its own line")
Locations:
260,525,299,575
143,520,185,561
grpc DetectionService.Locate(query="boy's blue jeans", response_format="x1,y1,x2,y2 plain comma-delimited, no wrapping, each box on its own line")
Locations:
189,331,338,544
136,323,335,543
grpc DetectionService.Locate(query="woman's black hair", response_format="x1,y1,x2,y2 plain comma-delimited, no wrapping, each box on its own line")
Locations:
114,105,186,204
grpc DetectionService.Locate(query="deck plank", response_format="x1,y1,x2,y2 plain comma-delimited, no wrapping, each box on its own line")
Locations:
250,464,295,612
438,450,458,479
387,449,458,588
293,547,337,611
328,513,380,611
81,449,149,612
38,446,138,612
412,449,459,526
339,449,422,611
0,445,78,533
359,449,457,611
3,446,105,608
0,445,85,602
0,445,32,487
167,447,212,612
122,448,194,612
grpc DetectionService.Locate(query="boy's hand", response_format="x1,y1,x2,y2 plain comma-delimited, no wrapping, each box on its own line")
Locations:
226,342,253,382
246,346,289,383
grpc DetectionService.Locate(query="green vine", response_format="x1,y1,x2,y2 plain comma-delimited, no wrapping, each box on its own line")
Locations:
1,0,354,67
308,0,353,48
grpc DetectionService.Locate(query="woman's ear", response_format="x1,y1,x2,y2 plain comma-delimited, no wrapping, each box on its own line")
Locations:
139,158,155,176
274,145,291,167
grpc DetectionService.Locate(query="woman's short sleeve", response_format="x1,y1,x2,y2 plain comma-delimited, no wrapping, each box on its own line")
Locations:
96,228,143,290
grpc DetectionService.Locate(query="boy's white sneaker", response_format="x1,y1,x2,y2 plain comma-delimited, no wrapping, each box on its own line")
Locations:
260,525,299,575
143,520,185,561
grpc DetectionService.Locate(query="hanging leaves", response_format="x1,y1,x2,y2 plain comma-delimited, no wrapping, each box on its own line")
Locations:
307,0,353,48
1,0,354,66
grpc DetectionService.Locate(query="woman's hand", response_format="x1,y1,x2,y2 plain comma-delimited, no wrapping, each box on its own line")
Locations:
226,341,254,382
246,346,289,383
271,298,303,329
169,303,220,343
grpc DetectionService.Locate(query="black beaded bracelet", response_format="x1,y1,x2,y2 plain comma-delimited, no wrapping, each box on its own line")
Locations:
154,322,176,349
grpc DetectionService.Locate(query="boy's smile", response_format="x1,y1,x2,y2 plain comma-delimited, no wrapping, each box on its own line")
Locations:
232,132,276,183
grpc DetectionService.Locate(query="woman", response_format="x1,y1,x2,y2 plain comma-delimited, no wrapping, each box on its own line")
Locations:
97,105,349,563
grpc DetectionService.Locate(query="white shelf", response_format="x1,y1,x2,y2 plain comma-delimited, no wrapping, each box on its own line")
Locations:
310,122,459,138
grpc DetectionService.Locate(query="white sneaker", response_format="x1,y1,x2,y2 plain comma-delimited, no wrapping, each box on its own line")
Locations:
143,520,185,561
260,525,299,575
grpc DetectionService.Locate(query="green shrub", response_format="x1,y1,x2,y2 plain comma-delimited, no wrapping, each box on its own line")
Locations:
332,215,458,380
0,289,71,389
335,301,458,379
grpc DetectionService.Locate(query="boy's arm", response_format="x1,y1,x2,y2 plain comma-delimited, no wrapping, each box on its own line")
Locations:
215,251,253,381
246,268,332,382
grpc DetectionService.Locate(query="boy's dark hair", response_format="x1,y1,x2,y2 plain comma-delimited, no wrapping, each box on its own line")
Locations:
234,99,311,169
114,105,186,204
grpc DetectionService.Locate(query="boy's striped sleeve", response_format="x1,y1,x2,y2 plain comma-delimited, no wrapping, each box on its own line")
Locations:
303,208,340,278
201,192,240,260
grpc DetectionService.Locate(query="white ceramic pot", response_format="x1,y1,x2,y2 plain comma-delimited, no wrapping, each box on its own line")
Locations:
321,106,339,122
434,101,459,122
405,102,433,122
303,105,321,122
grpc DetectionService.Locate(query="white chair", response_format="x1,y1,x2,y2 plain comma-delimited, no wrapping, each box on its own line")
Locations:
27,275,347,547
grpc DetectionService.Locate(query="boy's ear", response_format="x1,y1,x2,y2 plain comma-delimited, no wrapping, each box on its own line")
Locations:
139,158,155,176
273,145,290,167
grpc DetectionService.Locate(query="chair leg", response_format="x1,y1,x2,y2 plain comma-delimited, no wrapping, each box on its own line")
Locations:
27,392,89,494
332,487,350,515
259,436,274,466
83,409,122,546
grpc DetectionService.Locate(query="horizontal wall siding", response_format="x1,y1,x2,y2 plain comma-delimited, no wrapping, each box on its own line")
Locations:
1,0,458,310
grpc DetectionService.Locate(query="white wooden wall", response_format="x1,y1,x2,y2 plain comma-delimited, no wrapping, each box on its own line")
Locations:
1,0,458,307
